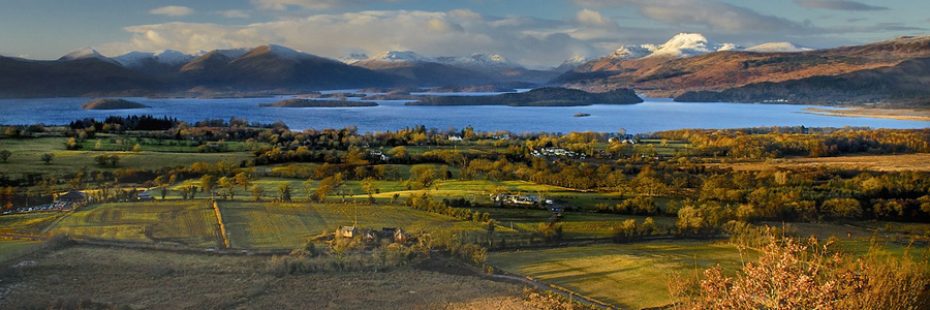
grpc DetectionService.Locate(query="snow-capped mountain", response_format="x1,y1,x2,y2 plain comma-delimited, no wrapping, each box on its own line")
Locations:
554,55,591,72
114,50,195,67
746,42,811,53
59,47,118,64
607,45,650,60
339,53,369,64
641,33,735,58
369,50,432,63
435,53,515,68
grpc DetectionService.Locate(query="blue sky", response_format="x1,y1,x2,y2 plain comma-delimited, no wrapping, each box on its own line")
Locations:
1,0,927,66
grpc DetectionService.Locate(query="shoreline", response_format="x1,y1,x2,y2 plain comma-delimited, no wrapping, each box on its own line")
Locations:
804,107,930,122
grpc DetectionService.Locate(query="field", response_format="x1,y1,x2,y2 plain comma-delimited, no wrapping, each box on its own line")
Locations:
218,202,501,249
475,207,676,239
45,201,220,247
489,240,745,309
714,153,930,172
0,137,253,177
0,240,42,263
0,246,526,309
0,212,63,235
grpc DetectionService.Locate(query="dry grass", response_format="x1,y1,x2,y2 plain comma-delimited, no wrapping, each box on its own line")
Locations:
0,246,525,309
714,153,930,172
805,107,930,122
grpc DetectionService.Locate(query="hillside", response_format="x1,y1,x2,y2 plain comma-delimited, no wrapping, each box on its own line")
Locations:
675,57,930,107
558,35,930,103
0,56,163,98
408,87,642,106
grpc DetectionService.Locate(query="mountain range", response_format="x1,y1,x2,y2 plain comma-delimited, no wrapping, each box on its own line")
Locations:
1,34,929,107
559,33,930,107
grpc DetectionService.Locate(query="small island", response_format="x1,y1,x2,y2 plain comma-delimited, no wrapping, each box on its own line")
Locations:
407,87,643,107
81,99,149,110
259,99,378,108
574,113,592,117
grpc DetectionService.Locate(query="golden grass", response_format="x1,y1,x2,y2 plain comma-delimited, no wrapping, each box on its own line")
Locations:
805,107,930,122
489,241,745,309
46,201,219,247
714,153,930,172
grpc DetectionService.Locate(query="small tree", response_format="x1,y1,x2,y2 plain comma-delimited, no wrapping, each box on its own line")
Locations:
361,177,377,204
277,183,292,202
0,149,11,163
250,185,264,202
234,172,251,190
131,143,142,152
41,153,54,165
200,175,215,195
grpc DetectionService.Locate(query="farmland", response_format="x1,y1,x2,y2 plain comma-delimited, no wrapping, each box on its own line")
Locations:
45,201,220,247
218,202,498,249
489,241,746,309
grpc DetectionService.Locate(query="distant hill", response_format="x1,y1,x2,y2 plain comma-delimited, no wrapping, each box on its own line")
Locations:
408,87,642,106
675,57,930,107
81,98,149,110
0,56,163,98
557,35,930,106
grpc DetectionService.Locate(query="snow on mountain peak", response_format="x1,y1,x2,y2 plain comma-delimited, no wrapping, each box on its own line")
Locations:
608,45,649,60
435,53,514,68
643,33,718,58
371,50,431,62
60,47,115,63
339,53,369,64
746,42,811,53
114,49,194,67
260,44,306,59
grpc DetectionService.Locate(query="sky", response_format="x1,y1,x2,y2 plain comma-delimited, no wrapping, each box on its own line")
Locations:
0,0,927,67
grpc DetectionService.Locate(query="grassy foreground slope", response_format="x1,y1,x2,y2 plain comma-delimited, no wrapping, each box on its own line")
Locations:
1,246,525,309
489,241,744,309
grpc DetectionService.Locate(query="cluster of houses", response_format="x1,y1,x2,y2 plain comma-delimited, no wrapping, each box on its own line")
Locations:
530,148,586,159
491,193,554,207
368,150,391,162
337,226,409,244
1,190,88,215
608,137,638,145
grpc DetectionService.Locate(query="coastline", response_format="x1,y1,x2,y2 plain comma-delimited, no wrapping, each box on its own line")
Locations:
804,107,930,122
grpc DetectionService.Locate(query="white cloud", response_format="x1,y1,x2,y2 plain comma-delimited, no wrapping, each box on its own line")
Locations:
575,0,814,34
252,0,398,10
100,9,625,68
576,9,610,26
149,5,194,17
218,10,250,19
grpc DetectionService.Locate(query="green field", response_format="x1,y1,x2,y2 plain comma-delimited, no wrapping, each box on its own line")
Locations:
476,207,676,239
0,137,253,177
46,201,220,247
0,240,42,263
0,212,63,235
489,241,745,309
218,202,499,249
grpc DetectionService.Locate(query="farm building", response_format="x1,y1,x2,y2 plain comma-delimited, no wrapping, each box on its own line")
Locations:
337,226,357,238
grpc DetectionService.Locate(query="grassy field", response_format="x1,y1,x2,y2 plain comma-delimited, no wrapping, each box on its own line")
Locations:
476,207,676,239
218,202,503,249
0,246,525,309
0,212,63,235
0,240,42,263
45,201,220,247
489,241,745,309
713,153,930,172
0,137,253,177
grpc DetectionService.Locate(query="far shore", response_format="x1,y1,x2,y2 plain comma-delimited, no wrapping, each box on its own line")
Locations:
804,107,930,122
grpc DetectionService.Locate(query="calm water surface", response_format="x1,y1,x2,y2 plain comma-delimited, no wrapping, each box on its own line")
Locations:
0,96,926,133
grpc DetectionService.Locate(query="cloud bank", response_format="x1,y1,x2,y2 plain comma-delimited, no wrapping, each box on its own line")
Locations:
149,6,194,17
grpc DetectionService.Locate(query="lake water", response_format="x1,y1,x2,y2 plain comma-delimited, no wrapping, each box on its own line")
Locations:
0,96,927,134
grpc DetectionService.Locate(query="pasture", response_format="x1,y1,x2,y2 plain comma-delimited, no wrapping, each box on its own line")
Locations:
0,240,42,263
45,201,220,247
713,153,930,172
489,241,745,309
0,137,253,177
476,207,676,239
218,202,500,249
